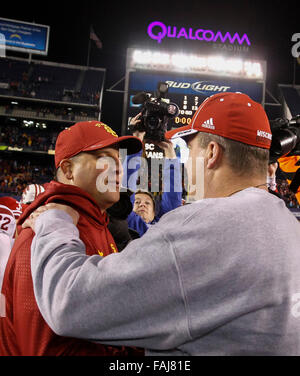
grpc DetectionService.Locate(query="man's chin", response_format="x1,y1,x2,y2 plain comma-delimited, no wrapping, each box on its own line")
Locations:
96,192,121,211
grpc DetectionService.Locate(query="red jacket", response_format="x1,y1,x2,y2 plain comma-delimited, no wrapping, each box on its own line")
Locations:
0,181,143,356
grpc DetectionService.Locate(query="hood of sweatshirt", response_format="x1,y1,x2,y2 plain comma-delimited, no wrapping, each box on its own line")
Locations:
18,180,109,228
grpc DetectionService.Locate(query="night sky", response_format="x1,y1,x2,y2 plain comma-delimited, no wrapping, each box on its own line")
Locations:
1,0,299,132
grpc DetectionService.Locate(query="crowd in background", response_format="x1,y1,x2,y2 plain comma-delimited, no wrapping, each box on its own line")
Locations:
3,103,96,121
0,158,54,197
0,124,59,152
277,179,300,208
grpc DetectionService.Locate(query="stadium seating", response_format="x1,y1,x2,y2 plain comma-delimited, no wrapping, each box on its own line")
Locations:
80,70,102,104
0,57,104,105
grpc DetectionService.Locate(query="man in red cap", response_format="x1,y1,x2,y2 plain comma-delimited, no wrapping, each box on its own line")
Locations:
24,94,300,355
0,121,143,356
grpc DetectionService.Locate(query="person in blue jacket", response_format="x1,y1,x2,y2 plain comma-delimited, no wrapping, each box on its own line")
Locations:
124,113,183,237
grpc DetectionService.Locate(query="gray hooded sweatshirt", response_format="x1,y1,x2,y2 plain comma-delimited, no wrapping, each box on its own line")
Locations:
30,188,300,356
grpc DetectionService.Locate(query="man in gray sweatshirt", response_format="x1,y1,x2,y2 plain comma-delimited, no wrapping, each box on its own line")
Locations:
26,92,300,355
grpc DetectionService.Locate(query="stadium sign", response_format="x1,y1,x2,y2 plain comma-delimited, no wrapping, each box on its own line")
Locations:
166,80,231,95
8,147,23,152
0,18,50,55
147,21,251,46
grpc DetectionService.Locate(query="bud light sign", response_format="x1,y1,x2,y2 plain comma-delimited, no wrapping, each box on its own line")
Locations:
147,21,251,46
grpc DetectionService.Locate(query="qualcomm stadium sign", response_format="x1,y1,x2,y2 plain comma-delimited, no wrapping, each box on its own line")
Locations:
147,21,251,47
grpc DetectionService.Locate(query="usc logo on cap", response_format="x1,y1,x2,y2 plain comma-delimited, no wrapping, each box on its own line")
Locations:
95,123,118,138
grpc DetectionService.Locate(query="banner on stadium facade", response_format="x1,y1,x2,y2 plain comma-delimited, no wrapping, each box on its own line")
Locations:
0,18,50,55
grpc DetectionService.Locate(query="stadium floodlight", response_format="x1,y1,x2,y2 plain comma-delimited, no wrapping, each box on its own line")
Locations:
189,55,207,70
225,59,243,74
244,61,263,78
130,49,264,80
207,56,226,72
153,52,170,65
172,53,192,69
132,50,170,66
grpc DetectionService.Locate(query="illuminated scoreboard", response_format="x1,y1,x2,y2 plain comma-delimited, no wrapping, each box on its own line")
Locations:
122,49,267,135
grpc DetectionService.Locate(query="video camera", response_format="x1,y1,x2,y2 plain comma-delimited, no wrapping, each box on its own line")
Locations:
270,115,300,193
130,82,179,142
270,115,300,163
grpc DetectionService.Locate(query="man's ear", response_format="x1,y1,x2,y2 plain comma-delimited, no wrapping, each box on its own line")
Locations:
206,142,224,169
59,159,74,181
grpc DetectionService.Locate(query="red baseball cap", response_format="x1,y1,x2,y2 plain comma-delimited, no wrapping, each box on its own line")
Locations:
165,92,272,150
55,121,143,169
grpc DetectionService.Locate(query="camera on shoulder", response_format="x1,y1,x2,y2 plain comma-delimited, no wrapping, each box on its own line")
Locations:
270,115,300,163
129,82,179,142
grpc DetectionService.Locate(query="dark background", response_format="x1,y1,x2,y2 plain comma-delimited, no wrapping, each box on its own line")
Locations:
1,0,299,133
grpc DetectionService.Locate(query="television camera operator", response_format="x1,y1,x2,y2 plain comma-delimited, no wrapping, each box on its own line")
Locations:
122,83,183,237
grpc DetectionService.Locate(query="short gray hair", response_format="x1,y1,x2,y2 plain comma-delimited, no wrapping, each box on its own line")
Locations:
197,132,269,177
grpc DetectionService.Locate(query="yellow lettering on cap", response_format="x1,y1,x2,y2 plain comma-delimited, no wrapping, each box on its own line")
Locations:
95,122,118,138
98,250,104,257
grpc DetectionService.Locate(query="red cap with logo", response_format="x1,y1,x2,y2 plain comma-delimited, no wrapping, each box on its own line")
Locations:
55,121,143,169
165,92,272,149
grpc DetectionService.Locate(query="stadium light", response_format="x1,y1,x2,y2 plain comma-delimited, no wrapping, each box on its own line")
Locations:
244,61,263,78
171,54,190,69
226,58,243,74
131,49,264,79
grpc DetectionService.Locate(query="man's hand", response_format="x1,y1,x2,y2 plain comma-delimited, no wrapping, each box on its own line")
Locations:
268,162,278,179
22,203,79,232
130,112,142,127
267,162,278,191
130,113,146,142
